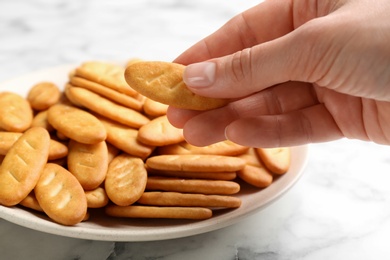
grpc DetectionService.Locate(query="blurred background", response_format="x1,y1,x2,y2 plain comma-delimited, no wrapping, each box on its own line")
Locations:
0,0,259,80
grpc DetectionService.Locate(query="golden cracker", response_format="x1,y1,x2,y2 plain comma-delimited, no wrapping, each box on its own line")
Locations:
158,140,249,156
105,205,212,220
85,187,109,208
65,86,149,129
137,115,184,146
146,154,246,172
146,176,240,195
0,127,50,206
255,147,291,174
27,81,61,111
0,92,33,132
143,98,168,117
35,163,87,226
98,115,154,160
67,140,108,190
47,103,107,144
124,61,229,110
137,192,241,208
75,61,139,97
70,76,143,111
105,154,147,206
237,148,273,188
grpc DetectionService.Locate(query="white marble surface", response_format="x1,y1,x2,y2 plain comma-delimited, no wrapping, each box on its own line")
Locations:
1,0,390,259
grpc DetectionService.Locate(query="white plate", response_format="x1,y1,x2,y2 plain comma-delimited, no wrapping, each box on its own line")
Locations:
0,64,309,241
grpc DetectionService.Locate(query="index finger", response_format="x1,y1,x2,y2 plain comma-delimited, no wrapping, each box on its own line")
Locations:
174,0,294,65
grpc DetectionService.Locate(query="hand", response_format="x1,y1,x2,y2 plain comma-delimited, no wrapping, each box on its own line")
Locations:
167,0,390,147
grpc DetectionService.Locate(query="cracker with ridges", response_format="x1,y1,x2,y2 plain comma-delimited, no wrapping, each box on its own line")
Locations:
85,187,109,208
47,103,107,144
146,154,246,172
70,76,143,111
237,148,273,188
65,86,149,129
147,167,237,181
31,110,55,132
47,139,68,161
124,61,229,110
255,147,291,175
137,115,184,146
158,140,249,156
0,132,22,155
0,92,33,132
105,205,212,220
0,127,50,206
105,154,147,206
35,163,87,226
0,132,68,160
19,191,43,212
75,61,139,97
98,115,154,160
138,192,241,208
67,140,108,190
27,82,61,111
146,176,240,195
143,98,168,117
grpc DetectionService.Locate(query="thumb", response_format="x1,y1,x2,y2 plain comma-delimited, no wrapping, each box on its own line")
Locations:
182,24,322,99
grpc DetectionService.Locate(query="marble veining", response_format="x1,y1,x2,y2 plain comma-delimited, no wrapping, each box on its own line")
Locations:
1,0,390,259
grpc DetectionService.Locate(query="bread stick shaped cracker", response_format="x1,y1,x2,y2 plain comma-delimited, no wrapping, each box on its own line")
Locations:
0,127,50,206
47,103,107,144
124,61,229,110
255,147,291,175
0,92,33,132
105,154,147,206
35,163,87,226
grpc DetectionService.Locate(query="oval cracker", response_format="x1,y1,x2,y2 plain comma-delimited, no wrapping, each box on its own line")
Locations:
124,61,229,111
35,163,87,226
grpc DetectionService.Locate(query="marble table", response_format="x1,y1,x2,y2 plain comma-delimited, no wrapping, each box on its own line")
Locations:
1,0,390,259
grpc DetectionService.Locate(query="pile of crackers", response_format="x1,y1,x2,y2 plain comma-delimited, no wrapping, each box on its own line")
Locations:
0,60,290,226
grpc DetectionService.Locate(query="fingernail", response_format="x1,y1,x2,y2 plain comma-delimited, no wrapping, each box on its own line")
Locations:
184,62,216,87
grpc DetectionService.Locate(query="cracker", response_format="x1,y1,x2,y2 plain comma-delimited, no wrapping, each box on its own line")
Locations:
31,110,55,132
146,154,246,172
85,187,109,208
255,147,291,174
35,163,87,225
69,76,143,111
47,103,107,144
147,167,237,181
98,115,154,160
0,132,22,155
124,61,229,110
75,61,139,97
19,191,43,212
105,205,212,220
67,140,108,190
105,154,147,206
47,139,69,161
157,140,249,156
143,98,168,117
137,192,241,208
0,132,68,160
137,115,184,146
0,92,33,132
27,81,61,111
146,176,240,195
65,85,149,129
236,148,273,188
0,127,50,206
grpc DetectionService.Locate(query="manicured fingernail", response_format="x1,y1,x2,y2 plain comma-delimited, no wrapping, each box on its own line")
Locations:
184,62,216,87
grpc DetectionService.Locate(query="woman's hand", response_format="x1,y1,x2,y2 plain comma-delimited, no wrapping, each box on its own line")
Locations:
167,0,390,147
